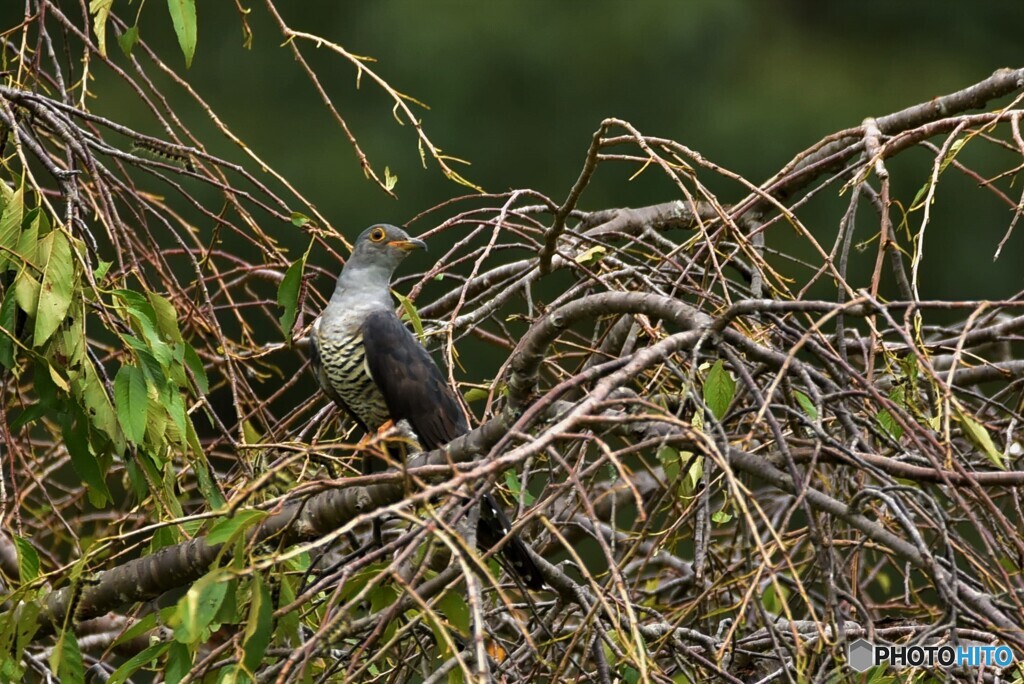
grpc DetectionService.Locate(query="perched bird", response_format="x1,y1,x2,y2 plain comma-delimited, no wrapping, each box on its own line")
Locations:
310,224,543,590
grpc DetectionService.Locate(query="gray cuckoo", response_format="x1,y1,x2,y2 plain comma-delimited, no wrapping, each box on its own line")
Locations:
310,224,543,590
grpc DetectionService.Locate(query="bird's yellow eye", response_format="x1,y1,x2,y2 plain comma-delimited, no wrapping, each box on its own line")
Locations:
370,227,386,242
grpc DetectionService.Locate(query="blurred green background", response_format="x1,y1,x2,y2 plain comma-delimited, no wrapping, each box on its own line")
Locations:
9,1,1024,299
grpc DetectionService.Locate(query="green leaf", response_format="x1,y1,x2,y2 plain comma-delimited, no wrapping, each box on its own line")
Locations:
939,138,966,174
174,571,229,643
114,365,149,444
657,445,680,482
80,355,122,449
63,405,111,507
437,590,470,635
207,510,268,545
182,342,209,395
93,259,113,281
503,470,534,506
277,253,305,338
33,230,75,347
620,666,640,684
107,641,170,684
242,575,273,672
703,359,735,420
167,0,198,68
165,641,192,684
956,407,1006,470
12,601,40,667
794,390,818,420
13,263,39,315
0,289,18,368
14,536,39,583
118,25,140,58
89,0,113,56
51,631,84,684
681,451,702,497
875,409,903,441
147,292,184,343
0,186,22,271
711,508,732,525
13,206,42,269
762,583,789,614
463,386,490,403
394,291,425,341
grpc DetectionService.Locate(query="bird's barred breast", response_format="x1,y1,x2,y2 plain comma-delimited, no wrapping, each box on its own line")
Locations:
318,331,390,429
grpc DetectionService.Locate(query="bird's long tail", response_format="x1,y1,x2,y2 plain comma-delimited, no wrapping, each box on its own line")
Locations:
478,493,545,590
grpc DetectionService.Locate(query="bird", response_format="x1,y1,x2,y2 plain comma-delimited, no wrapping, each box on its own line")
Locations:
309,223,544,590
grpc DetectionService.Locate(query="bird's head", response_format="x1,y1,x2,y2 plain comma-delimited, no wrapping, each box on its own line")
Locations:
334,225,428,299
349,224,427,272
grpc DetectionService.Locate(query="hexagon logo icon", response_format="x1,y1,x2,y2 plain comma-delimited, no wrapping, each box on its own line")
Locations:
848,639,876,672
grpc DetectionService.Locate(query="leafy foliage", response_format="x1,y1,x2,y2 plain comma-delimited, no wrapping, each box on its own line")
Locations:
2,4,1024,683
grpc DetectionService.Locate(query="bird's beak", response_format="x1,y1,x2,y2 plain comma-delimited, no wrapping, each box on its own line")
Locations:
390,238,427,252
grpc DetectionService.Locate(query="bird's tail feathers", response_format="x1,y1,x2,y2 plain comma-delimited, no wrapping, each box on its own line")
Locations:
478,493,545,591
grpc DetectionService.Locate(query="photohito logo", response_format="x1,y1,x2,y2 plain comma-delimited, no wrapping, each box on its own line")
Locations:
848,639,1015,672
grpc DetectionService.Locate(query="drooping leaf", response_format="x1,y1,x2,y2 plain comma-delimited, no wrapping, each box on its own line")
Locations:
12,263,39,315
794,390,818,421
681,451,702,497
277,253,305,338
79,356,122,448
394,291,425,341
242,575,273,672
14,536,40,583
956,407,1006,470
657,445,680,483
88,0,113,56
51,631,84,684
62,405,111,507
165,641,192,684
174,571,229,644
437,590,471,635
167,0,198,68
463,386,490,403
114,365,149,444
33,230,75,347
0,186,23,270
875,409,903,441
107,641,170,684
207,510,268,545
182,342,209,395
384,166,398,191
703,359,735,420
147,291,184,343
0,289,18,368
503,469,534,506
118,25,140,57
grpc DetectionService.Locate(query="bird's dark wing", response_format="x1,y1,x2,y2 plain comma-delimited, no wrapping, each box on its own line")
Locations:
360,310,469,450
361,309,545,590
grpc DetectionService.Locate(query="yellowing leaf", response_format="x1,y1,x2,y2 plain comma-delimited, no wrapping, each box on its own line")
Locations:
0,186,22,270
34,230,75,347
394,291,425,341
956,407,1005,470
89,0,113,56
